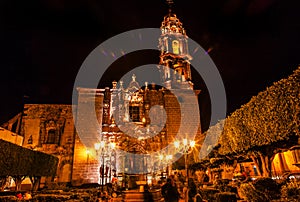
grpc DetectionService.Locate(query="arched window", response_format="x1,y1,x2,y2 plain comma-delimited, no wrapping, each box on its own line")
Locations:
129,106,140,122
172,40,179,54
47,129,56,144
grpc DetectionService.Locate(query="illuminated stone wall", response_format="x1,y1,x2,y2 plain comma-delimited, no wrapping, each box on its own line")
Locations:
272,150,300,175
0,127,23,146
71,88,104,186
21,104,75,183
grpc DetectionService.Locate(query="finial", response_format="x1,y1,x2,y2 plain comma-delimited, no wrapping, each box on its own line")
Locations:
132,74,136,81
112,80,117,89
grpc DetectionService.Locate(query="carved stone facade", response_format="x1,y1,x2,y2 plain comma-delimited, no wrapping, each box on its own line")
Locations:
3,9,202,187
21,104,75,183
69,9,202,185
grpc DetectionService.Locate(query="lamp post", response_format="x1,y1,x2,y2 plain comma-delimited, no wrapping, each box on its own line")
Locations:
158,154,173,177
174,138,195,202
95,141,116,193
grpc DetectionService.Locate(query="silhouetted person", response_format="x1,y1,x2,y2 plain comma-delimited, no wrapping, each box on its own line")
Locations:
203,173,209,183
188,179,197,202
143,185,154,202
161,178,180,202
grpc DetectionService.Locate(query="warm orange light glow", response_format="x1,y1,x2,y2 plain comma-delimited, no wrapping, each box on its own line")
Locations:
174,141,180,148
100,141,105,148
166,154,173,161
190,140,195,147
94,142,101,150
110,142,116,149
183,138,188,146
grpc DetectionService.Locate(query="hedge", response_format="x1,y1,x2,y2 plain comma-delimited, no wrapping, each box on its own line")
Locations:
0,139,58,177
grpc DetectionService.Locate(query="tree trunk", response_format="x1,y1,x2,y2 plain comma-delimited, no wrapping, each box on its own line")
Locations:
251,156,262,176
12,176,26,191
232,159,238,171
29,176,41,192
259,154,273,177
32,176,41,191
0,176,8,191
251,152,275,178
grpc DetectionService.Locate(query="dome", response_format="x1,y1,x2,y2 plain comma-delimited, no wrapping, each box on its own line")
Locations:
161,12,186,35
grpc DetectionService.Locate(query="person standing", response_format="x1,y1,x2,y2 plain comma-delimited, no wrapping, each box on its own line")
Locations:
203,173,209,184
188,179,197,202
161,178,180,202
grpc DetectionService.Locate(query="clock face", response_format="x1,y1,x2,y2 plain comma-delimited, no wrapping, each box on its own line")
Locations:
172,40,179,54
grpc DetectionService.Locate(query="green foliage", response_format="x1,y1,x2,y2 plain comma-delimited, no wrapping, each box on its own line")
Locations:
239,177,281,202
0,139,58,177
281,180,300,201
240,182,270,202
253,177,281,200
219,66,300,155
215,192,237,202
0,196,18,201
189,160,209,171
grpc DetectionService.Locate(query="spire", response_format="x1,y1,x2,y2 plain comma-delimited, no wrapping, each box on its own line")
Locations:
132,74,136,82
160,1,185,36
165,0,174,13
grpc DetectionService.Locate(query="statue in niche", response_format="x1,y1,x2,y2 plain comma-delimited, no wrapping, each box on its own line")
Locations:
45,119,57,144
42,117,65,145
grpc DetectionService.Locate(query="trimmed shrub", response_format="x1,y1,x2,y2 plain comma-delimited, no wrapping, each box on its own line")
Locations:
239,182,270,202
239,177,281,202
0,196,18,202
215,192,237,202
281,180,300,201
0,139,58,177
253,177,281,200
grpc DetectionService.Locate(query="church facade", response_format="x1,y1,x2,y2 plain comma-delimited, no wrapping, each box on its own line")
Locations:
3,10,202,187
2,6,300,190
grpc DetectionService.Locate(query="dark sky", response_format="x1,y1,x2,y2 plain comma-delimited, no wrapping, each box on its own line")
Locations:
0,0,299,131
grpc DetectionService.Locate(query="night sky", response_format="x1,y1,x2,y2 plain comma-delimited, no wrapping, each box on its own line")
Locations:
0,0,299,131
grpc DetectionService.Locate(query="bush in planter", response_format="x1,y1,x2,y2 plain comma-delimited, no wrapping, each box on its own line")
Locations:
252,177,281,200
239,177,281,202
239,183,270,202
0,196,18,202
281,180,300,201
215,192,237,202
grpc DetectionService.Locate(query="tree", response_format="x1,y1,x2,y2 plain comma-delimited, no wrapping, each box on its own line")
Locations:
218,66,300,177
0,139,58,190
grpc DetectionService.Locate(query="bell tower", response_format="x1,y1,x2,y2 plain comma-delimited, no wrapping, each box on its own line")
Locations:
158,0,193,89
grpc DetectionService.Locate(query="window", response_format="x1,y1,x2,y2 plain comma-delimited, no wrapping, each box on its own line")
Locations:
47,129,56,144
172,40,179,54
129,106,140,122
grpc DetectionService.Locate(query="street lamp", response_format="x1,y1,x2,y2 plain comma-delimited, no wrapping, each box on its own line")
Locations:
174,138,195,202
159,154,173,177
94,140,116,192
